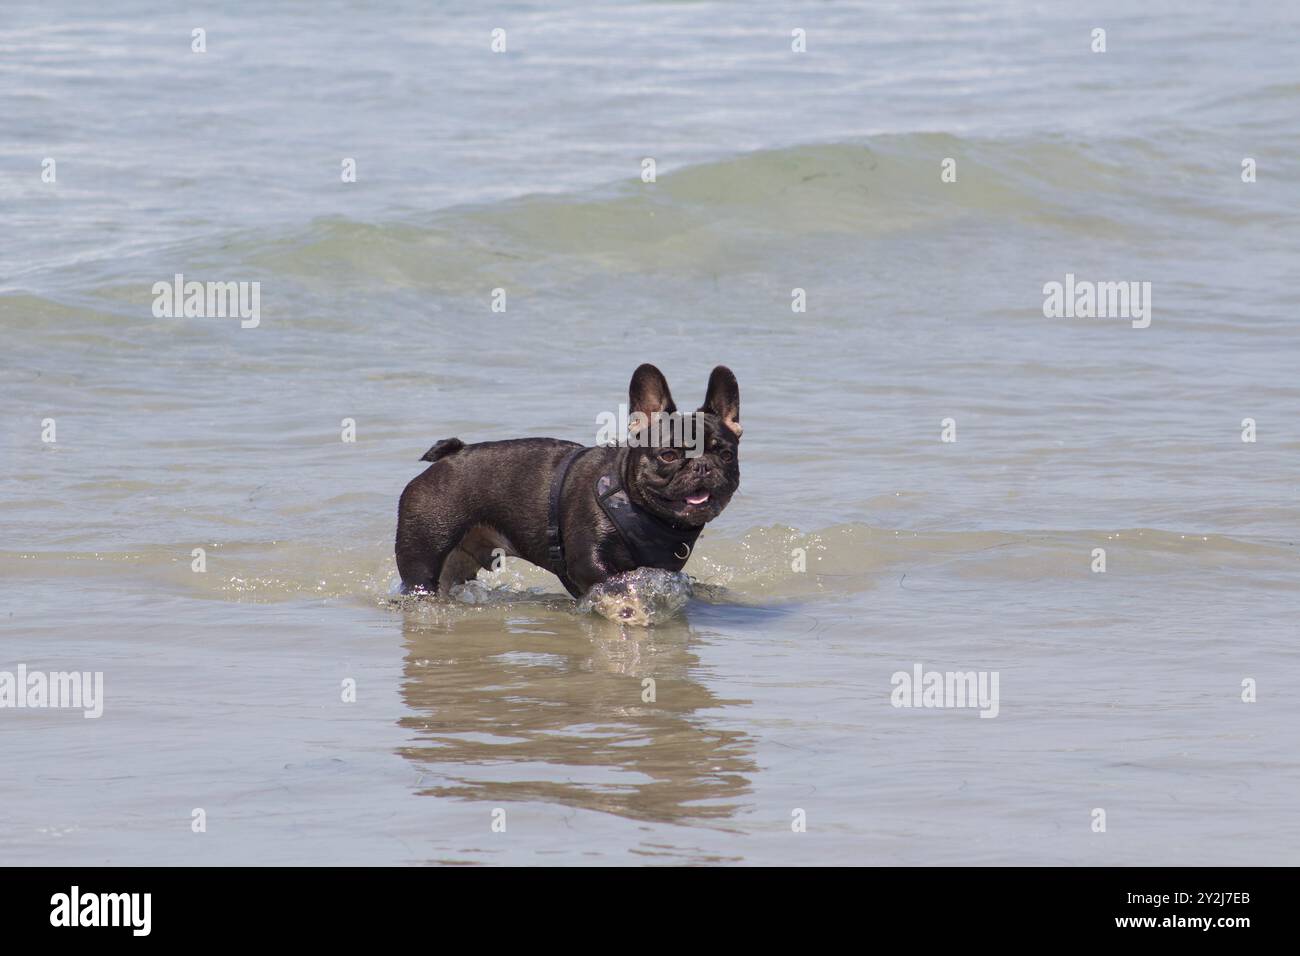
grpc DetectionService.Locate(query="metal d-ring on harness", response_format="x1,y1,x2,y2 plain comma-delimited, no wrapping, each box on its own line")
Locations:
547,445,704,597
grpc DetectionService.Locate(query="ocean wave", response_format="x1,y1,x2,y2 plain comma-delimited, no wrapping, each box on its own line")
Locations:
208,132,1249,291
8,128,1285,315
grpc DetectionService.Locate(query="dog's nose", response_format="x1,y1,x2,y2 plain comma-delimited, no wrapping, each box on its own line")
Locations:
692,459,708,477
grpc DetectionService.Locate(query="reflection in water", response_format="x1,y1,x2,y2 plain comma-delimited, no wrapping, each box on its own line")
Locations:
396,598,755,824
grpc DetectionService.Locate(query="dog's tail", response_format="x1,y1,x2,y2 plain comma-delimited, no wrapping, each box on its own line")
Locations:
420,437,464,462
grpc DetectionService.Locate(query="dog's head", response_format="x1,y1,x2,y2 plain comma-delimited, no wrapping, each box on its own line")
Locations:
622,363,741,527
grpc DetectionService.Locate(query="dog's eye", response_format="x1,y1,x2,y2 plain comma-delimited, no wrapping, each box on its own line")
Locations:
657,449,680,464
718,448,733,462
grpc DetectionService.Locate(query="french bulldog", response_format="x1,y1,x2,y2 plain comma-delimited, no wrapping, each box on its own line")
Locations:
395,364,741,597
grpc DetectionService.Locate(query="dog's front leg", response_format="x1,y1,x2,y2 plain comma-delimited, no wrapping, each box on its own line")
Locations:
563,550,623,599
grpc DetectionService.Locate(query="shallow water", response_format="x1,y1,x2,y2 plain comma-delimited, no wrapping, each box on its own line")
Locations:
3,0,1299,864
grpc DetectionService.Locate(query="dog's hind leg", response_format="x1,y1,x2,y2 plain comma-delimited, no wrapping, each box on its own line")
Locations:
397,521,507,594
396,463,478,593
437,545,484,592
435,524,516,592
396,512,473,595
396,541,453,594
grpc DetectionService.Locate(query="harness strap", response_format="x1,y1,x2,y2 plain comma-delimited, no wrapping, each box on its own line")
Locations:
547,446,590,592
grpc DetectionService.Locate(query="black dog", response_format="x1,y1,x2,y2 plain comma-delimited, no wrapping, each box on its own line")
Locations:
395,364,741,597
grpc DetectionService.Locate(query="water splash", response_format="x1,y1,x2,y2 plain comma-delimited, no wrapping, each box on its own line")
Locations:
576,568,694,626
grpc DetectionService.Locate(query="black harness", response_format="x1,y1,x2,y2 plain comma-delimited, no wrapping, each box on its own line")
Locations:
547,447,703,596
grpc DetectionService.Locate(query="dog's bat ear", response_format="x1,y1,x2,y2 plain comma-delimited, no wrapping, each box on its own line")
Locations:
629,363,677,418
701,365,741,438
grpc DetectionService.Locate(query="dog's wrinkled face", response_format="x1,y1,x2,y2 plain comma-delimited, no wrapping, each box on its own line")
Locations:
623,364,741,527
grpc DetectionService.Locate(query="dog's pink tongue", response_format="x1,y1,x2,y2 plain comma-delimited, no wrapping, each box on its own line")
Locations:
686,492,710,506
